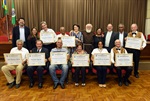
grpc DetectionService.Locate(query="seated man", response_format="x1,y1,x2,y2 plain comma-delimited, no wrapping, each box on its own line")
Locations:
27,40,49,88
49,39,69,89
1,39,29,89
111,39,132,86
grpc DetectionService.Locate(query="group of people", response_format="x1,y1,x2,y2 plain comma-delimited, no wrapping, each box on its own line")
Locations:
1,17,147,89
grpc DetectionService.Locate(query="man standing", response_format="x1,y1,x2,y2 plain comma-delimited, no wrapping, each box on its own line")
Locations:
1,39,29,89
27,40,49,89
127,24,146,78
12,17,30,49
57,27,69,39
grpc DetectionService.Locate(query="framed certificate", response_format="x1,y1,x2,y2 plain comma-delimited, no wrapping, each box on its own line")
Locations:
72,54,89,67
51,52,67,64
93,53,111,66
27,53,45,66
115,53,133,67
40,31,55,44
125,37,142,50
61,36,75,47
4,53,23,65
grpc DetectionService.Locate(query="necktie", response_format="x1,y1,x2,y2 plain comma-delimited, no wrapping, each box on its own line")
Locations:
132,32,136,35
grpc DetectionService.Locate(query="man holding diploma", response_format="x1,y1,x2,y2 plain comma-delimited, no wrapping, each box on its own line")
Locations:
127,24,146,78
111,40,132,86
49,39,69,89
1,39,29,89
27,40,49,88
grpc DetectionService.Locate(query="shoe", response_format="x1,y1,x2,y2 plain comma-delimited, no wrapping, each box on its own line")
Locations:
60,84,65,89
135,74,139,78
99,84,103,87
118,82,122,86
75,83,79,86
29,82,34,88
81,83,86,87
8,81,15,88
102,84,106,88
38,83,43,89
16,84,20,89
53,83,58,89
124,81,129,86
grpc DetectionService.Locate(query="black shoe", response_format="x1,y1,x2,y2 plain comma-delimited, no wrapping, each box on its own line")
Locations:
124,81,129,86
118,82,122,86
38,83,43,89
135,74,139,78
127,79,131,84
16,84,20,89
53,83,58,89
29,82,34,88
60,84,65,89
8,81,15,88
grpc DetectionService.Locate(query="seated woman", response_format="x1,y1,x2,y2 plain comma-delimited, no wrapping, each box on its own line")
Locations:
91,41,108,87
72,43,89,87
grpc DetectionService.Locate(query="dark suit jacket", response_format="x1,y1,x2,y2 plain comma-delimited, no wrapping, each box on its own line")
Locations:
12,26,30,49
104,31,116,52
114,32,128,47
32,47,49,59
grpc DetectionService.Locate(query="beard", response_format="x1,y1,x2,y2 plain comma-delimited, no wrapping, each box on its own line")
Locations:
86,29,92,33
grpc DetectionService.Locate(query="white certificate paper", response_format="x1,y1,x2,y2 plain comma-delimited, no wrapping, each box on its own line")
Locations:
115,53,133,66
51,52,67,64
61,36,75,47
125,37,142,50
4,53,22,65
40,31,55,43
27,53,45,66
72,54,89,67
93,53,111,66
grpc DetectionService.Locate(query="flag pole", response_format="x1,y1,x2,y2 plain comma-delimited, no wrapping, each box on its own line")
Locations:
5,14,9,40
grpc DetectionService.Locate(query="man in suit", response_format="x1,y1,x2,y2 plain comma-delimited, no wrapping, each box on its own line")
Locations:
12,17,30,49
104,23,116,52
114,24,128,47
27,40,49,88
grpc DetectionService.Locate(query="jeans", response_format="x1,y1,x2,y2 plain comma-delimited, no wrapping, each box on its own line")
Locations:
49,64,68,85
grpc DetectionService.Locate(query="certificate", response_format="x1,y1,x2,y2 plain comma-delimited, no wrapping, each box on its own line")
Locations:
27,53,45,66
51,52,67,64
40,31,55,44
115,53,133,66
72,54,89,67
125,37,142,50
4,53,22,65
61,36,75,47
93,53,111,66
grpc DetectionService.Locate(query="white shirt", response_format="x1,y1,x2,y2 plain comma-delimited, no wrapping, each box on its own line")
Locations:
10,47,29,61
91,48,108,54
119,32,124,47
40,28,57,45
105,31,112,47
132,31,147,48
110,47,127,63
57,33,69,40
19,26,25,42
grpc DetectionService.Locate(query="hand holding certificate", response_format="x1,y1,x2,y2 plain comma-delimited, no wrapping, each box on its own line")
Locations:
115,53,133,67
27,53,45,66
93,53,111,66
40,31,55,44
72,54,89,67
4,53,23,65
61,36,75,47
51,52,67,64
125,37,142,50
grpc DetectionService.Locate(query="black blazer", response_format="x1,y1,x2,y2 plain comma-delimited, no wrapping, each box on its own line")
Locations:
103,31,116,52
12,26,30,48
114,32,128,47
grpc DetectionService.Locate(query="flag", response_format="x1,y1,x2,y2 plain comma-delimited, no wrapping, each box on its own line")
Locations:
2,0,8,15
12,0,16,25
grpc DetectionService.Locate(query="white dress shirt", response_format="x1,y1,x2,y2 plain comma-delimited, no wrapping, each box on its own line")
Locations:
19,26,25,42
119,32,124,47
57,33,69,40
10,47,29,61
105,31,112,47
91,48,108,54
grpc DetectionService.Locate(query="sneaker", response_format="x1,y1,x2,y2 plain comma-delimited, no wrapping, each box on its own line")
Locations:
81,83,86,86
75,83,79,86
102,84,106,88
99,84,103,87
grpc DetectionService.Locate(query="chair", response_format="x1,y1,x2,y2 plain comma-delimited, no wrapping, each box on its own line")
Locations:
148,34,150,41
0,36,8,42
92,67,110,74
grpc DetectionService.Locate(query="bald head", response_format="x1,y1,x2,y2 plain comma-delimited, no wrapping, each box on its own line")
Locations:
131,23,138,32
118,24,125,33
115,39,121,48
107,24,113,31
60,27,65,34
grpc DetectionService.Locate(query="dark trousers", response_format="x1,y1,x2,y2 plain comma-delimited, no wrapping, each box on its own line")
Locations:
43,43,56,53
116,67,132,82
75,67,86,83
127,49,140,75
95,66,107,84
27,66,44,83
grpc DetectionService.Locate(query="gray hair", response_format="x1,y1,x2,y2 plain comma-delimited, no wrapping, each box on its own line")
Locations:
40,21,47,25
16,39,24,45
